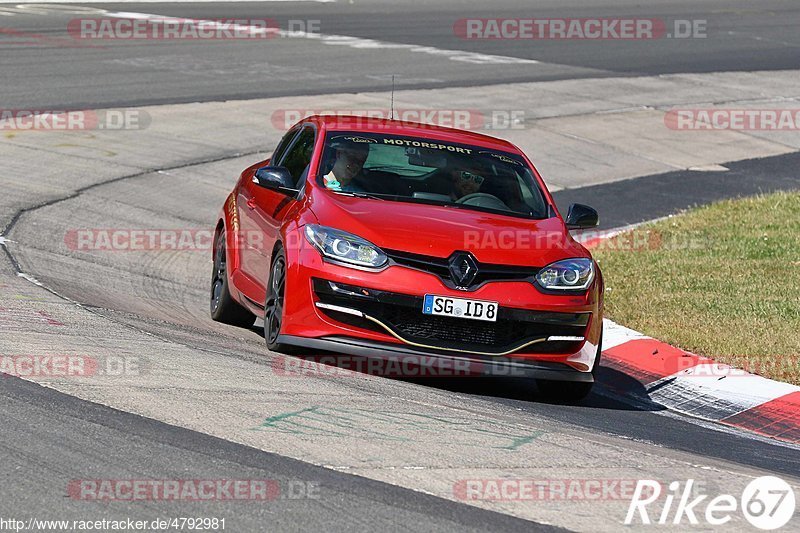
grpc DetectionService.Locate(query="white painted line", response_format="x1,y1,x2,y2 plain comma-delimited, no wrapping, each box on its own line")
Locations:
688,164,729,172
573,216,677,245
102,10,539,65
17,271,44,287
0,1,336,3
572,228,625,244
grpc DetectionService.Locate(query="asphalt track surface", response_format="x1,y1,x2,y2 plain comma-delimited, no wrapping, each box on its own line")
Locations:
552,151,800,230
0,375,558,532
2,1,800,531
0,0,798,108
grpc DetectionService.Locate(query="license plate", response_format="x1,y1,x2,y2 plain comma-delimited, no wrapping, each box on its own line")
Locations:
422,294,498,322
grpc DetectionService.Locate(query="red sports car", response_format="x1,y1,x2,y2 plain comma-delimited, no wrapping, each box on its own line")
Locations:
211,115,603,400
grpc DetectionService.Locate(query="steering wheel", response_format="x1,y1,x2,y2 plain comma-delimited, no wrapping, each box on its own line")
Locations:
455,193,509,210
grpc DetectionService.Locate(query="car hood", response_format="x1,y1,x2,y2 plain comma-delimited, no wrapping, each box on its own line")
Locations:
307,191,588,267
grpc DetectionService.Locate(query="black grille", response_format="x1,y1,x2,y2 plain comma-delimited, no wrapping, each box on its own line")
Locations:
313,279,587,355
387,312,509,345
384,249,538,291
382,306,583,353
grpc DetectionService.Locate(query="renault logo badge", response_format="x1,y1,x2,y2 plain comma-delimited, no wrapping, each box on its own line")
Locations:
448,252,479,288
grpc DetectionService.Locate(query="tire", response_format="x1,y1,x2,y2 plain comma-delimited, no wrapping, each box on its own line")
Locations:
263,247,298,353
210,230,255,328
536,333,602,402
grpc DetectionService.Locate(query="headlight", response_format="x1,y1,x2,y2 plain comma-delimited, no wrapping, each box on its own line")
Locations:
304,224,388,268
535,258,595,291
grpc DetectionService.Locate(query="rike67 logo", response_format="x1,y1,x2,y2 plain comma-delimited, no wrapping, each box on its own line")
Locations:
626,476,796,530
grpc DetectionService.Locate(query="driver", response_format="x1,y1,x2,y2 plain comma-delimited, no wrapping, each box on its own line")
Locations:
323,139,370,193
448,157,486,201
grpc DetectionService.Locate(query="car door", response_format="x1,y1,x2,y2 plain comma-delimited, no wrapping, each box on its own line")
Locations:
240,125,317,303
237,127,300,298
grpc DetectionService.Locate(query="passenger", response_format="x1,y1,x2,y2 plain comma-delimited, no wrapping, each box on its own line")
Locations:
448,159,486,201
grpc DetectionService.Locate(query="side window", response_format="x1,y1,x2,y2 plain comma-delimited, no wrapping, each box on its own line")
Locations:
270,128,299,165
279,127,316,187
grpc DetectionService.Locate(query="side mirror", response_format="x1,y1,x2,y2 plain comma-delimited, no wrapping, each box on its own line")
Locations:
253,166,298,195
565,203,599,229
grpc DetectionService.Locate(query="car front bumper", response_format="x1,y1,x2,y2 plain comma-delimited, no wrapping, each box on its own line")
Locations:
276,334,595,381
280,240,603,375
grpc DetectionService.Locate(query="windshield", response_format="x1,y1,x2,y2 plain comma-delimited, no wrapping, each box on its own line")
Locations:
316,132,550,219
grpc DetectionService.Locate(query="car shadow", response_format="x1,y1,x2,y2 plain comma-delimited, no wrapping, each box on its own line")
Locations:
256,326,668,413
398,364,666,412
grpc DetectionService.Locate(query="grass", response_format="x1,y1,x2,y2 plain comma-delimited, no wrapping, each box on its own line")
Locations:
593,190,800,385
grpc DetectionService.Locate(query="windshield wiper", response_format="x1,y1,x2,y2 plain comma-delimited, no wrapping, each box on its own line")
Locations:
332,191,386,201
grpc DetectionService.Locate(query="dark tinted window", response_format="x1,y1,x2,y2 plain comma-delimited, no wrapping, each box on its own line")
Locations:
280,127,316,187
270,127,299,165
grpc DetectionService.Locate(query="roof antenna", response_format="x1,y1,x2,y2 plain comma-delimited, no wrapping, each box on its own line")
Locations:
390,75,395,121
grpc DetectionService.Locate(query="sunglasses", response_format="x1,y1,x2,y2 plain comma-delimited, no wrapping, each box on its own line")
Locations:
458,171,485,185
